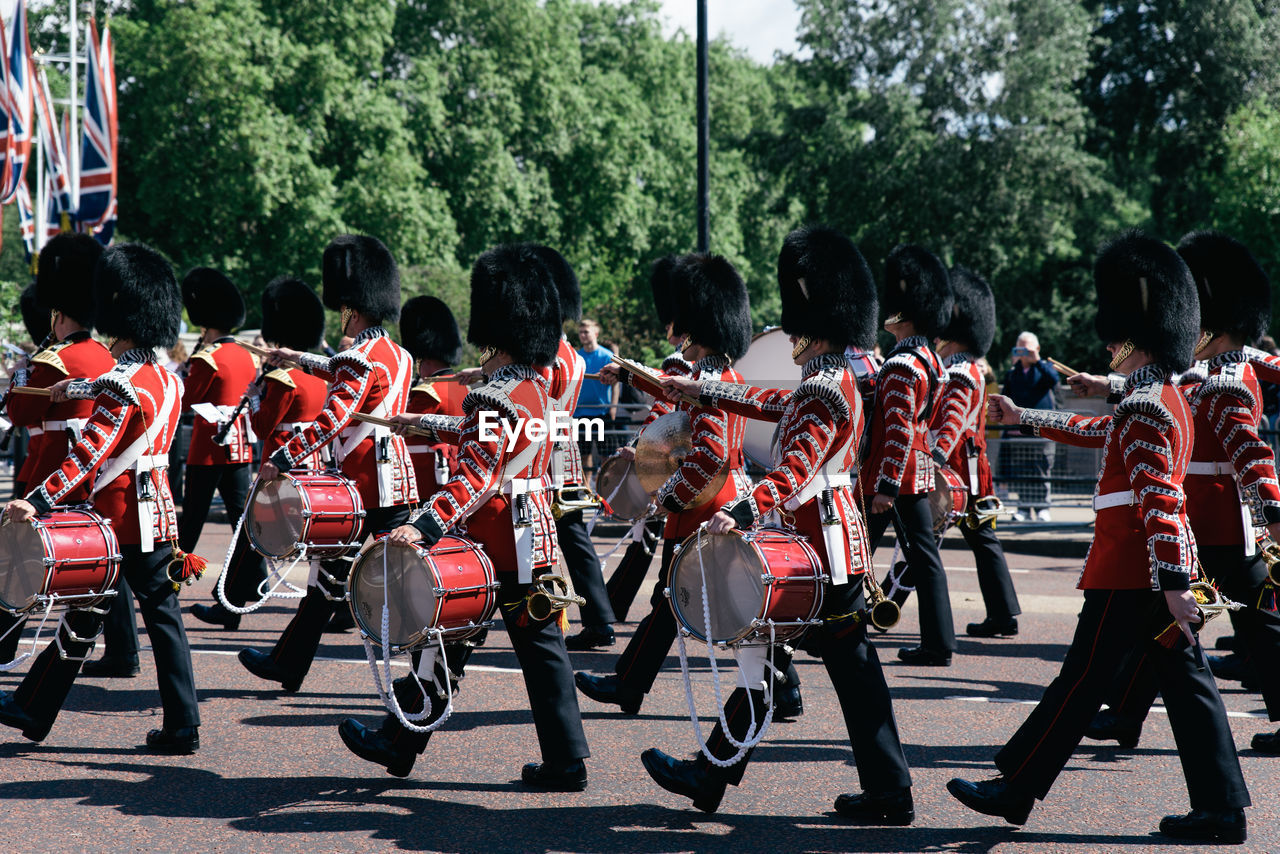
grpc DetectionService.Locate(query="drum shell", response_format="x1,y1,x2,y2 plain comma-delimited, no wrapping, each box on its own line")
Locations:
594,455,654,521
929,466,968,534
349,535,498,653
247,470,365,559
667,528,823,645
733,328,803,468
0,508,121,614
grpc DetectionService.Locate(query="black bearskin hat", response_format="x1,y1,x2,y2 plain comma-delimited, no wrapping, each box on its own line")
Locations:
261,277,324,352
400,295,463,366
182,267,246,331
1094,230,1199,373
19,283,50,347
882,244,953,338
778,225,877,351
467,245,561,367
321,234,401,324
670,254,752,360
941,266,997,357
649,254,679,328
93,243,182,349
36,233,103,329
531,245,580,324
1175,230,1270,345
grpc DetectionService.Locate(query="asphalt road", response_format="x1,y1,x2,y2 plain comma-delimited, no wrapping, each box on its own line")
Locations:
0,523,1276,853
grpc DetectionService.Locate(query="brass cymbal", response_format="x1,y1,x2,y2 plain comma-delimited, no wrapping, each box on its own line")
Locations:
634,411,729,507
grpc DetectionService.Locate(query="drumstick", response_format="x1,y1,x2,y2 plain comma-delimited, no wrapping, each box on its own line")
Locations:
418,373,485,385
611,355,701,406
585,373,600,381
1047,357,1081,377
9,387,51,397
236,340,302,371
351,411,432,437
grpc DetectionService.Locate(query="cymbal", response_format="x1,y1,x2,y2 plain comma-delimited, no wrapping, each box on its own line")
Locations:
634,411,729,508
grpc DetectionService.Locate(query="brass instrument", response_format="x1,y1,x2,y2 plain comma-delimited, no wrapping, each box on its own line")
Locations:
1153,580,1243,651
550,485,600,520
1262,540,1280,587
962,495,1008,531
526,573,586,622
862,571,901,631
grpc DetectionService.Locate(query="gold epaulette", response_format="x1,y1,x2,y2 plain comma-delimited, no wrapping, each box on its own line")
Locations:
266,367,296,388
190,346,219,370
30,344,69,375
412,382,441,404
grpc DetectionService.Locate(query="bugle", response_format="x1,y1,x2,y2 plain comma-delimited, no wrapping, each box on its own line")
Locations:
526,573,586,622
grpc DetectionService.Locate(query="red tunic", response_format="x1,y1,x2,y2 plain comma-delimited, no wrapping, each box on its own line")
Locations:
414,364,559,574
27,350,182,548
862,335,944,498
404,371,467,496
547,337,586,488
930,355,995,497
701,352,871,577
249,366,328,471
183,337,257,466
1021,365,1196,590
7,332,115,490
1182,351,1280,546
274,327,417,507
626,355,749,540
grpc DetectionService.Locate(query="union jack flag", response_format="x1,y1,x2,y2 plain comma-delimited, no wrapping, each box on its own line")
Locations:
15,180,35,258
77,19,114,227
0,0,32,205
34,64,72,216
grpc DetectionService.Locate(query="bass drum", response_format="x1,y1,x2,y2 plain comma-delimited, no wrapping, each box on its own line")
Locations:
734,328,803,468
594,454,653,521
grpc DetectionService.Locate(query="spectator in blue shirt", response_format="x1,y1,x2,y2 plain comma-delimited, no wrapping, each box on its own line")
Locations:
998,331,1060,521
575,318,616,468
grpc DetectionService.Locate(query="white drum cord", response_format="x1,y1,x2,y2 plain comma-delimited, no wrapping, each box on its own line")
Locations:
0,599,56,671
214,505,307,616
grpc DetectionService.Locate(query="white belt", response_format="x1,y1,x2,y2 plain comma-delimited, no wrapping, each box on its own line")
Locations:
278,421,309,433
783,470,854,587
407,445,434,455
1187,461,1234,476
26,427,43,437
42,420,67,431
1093,490,1136,511
503,477,541,496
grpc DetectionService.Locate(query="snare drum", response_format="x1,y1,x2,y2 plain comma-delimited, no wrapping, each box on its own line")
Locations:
734,328,804,468
667,528,824,645
348,535,498,653
247,471,365,560
929,466,968,534
0,508,121,615
594,455,653,521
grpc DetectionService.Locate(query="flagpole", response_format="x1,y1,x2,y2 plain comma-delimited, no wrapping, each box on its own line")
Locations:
68,0,78,203
34,128,44,250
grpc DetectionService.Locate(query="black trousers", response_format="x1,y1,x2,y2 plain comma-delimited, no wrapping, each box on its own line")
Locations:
0,574,138,664
380,572,591,765
1107,544,1280,723
961,520,1021,621
556,509,615,629
995,588,1249,809
217,524,268,609
11,545,200,734
178,463,251,554
264,504,411,685
605,518,662,621
867,494,956,654
698,583,912,794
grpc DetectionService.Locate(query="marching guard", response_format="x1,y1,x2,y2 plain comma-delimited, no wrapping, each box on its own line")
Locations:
190,277,329,630
931,267,1022,636
337,244,592,790
644,226,915,822
0,244,202,752
574,253,753,717
400,295,467,497
238,235,418,692
1086,231,1280,759
863,245,957,665
949,231,1251,844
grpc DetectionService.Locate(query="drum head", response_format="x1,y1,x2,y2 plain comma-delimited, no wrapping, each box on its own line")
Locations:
350,540,439,649
0,521,45,612
734,329,803,468
669,533,764,643
249,477,307,558
595,456,651,520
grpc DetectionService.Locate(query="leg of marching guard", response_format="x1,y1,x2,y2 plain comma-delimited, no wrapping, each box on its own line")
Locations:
215,463,252,531
613,539,680,695
1087,645,1159,748
606,518,661,621
0,613,26,664
1202,544,1280,720
178,464,220,554
893,494,956,659
96,575,140,662
224,525,268,608
960,520,1021,624
5,608,103,740
556,508,616,643
124,546,200,733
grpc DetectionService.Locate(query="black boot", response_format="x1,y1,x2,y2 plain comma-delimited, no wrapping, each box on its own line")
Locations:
0,692,49,742
145,726,200,754
190,602,241,631
238,648,302,692
946,777,1034,826
1250,727,1280,754
1158,809,1247,844
338,718,416,778
774,683,803,720
564,625,616,651
966,617,1018,638
1084,708,1142,749
81,655,141,678
640,748,725,813
520,760,588,791
574,672,642,714
833,789,914,825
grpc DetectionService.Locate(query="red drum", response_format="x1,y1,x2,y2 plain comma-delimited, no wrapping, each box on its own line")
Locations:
667,528,823,645
247,471,365,559
348,535,499,653
594,454,654,521
0,508,121,615
929,465,968,535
